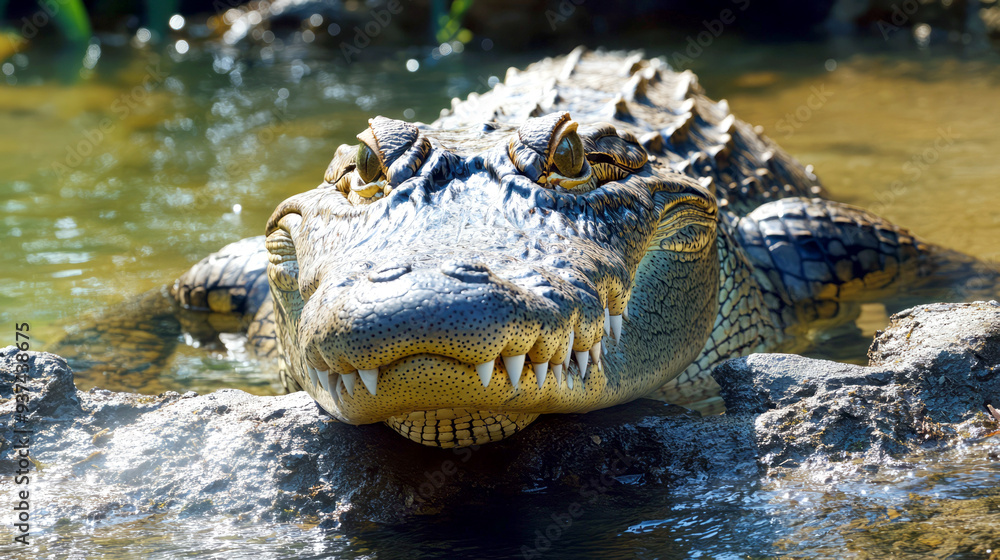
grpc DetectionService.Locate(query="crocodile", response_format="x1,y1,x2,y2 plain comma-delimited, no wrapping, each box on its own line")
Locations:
53,48,996,447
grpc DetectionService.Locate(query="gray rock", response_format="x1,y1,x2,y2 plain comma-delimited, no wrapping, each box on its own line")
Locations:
714,300,1000,470
0,348,754,528
2,301,998,528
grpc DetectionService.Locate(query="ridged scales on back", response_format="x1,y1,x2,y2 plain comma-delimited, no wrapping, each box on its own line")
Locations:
51,48,997,444
434,47,824,216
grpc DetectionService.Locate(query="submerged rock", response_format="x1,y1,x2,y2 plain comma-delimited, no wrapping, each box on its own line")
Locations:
1,301,998,530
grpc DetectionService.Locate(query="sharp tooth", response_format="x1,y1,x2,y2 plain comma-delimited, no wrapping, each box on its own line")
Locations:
476,361,494,388
358,368,378,395
307,365,320,387
342,372,356,396
552,363,563,386
503,354,525,390
610,314,622,341
317,368,332,393
330,374,342,406
591,341,601,362
575,350,589,378
623,304,629,320
533,362,548,388
563,330,574,369
604,307,610,336
567,374,574,389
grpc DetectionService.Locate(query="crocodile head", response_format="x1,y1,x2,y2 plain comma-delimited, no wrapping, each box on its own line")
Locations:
265,111,719,447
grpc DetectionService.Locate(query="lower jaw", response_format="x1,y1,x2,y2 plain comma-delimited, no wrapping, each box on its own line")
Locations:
385,408,540,448
332,353,616,424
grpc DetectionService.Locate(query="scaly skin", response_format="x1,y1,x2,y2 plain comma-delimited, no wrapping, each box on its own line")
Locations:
51,48,997,446
264,109,720,447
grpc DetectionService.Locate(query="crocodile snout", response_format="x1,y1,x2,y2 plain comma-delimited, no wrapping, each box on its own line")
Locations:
305,258,531,373
297,250,626,406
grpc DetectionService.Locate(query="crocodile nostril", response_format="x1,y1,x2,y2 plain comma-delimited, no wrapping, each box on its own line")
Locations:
369,263,412,283
440,261,492,284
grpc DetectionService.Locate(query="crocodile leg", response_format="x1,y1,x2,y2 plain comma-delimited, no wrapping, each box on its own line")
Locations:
50,236,273,391
652,197,999,412
170,236,271,352
733,197,998,340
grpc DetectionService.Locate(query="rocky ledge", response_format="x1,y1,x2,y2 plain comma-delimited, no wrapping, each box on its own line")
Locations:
1,302,998,528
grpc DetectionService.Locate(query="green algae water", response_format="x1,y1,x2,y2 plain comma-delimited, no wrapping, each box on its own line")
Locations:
1,33,999,558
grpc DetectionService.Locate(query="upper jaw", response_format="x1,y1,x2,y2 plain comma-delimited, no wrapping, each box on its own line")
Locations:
298,309,634,425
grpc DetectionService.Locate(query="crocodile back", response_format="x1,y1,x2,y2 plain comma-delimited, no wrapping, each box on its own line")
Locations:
434,47,824,215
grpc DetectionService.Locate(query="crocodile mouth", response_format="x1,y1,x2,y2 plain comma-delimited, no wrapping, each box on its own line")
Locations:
304,321,627,426
300,347,632,447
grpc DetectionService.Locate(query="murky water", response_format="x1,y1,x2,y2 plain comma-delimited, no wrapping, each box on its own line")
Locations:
2,31,999,558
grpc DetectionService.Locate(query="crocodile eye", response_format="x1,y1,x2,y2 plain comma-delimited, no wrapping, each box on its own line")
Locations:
356,143,383,184
509,112,594,190
552,131,584,177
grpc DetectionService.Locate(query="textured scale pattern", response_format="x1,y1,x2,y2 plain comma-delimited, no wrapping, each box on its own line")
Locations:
734,197,931,338
650,223,776,412
172,236,271,318
262,112,721,444
171,236,276,357
434,47,825,216
387,409,537,447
